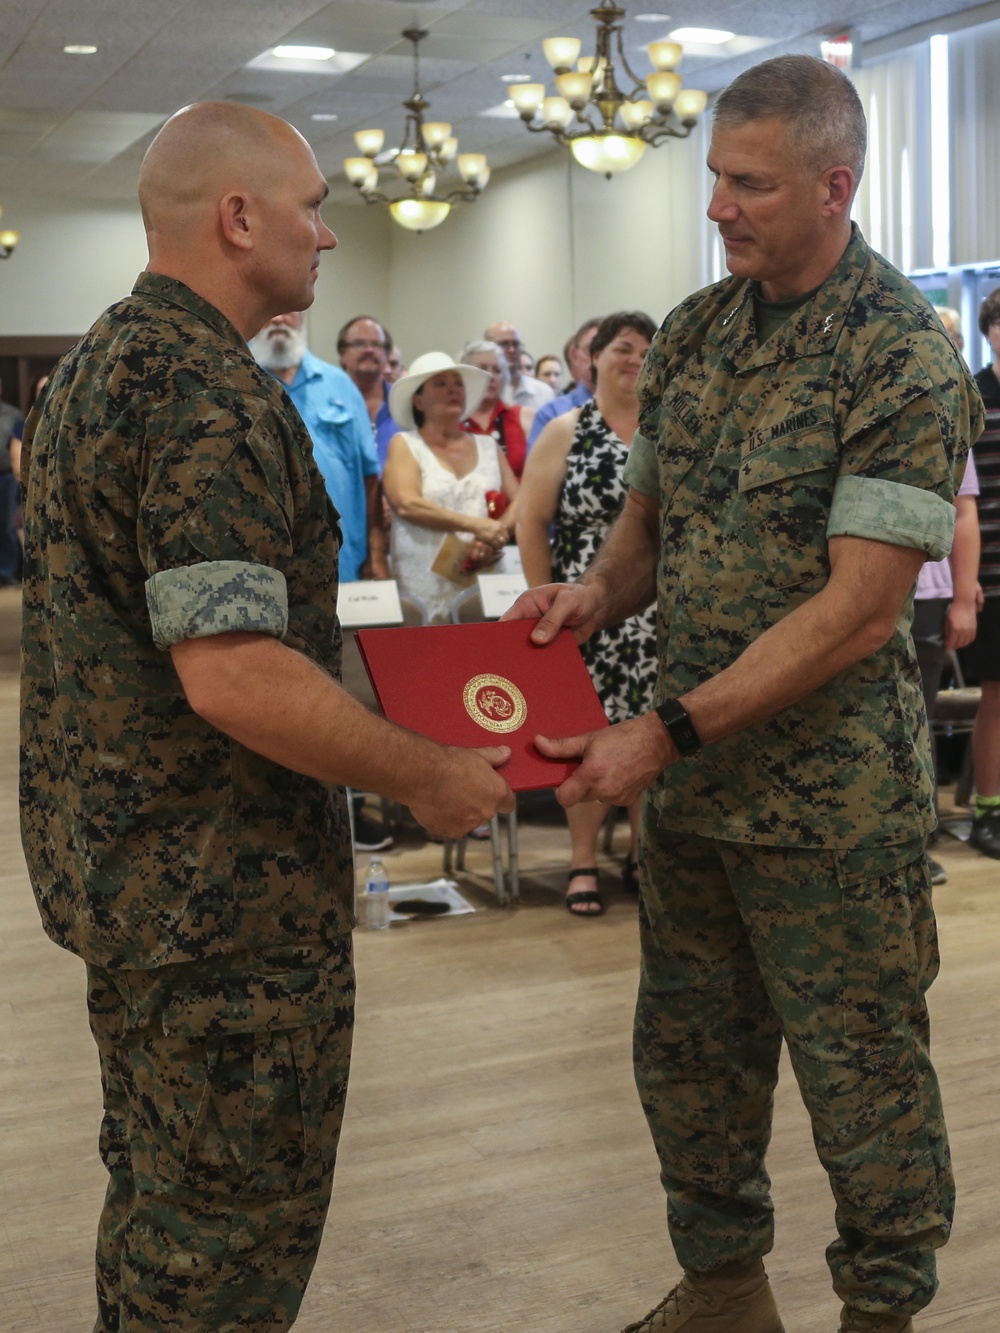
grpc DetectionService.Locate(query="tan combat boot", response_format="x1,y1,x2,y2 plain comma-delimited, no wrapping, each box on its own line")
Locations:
621,1260,784,1332
838,1306,914,1332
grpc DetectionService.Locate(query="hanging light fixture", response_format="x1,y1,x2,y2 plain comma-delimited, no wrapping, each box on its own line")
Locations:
344,28,490,232
508,4,707,178
0,205,20,259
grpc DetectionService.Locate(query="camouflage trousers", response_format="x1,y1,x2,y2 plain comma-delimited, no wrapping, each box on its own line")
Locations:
634,810,953,1318
85,938,354,1332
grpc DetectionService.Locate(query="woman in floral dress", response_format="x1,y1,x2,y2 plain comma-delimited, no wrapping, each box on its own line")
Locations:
516,311,658,916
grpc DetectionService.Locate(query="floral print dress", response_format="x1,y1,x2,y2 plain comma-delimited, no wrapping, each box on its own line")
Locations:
550,400,658,724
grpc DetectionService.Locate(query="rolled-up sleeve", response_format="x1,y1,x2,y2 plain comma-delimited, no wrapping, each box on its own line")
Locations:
622,430,660,497
146,559,288,649
826,475,956,560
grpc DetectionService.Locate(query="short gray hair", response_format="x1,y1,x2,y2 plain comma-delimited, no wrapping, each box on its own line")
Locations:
459,339,509,387
714,55,866,190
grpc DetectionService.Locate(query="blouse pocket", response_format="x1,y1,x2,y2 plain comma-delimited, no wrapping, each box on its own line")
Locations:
738,429,838,590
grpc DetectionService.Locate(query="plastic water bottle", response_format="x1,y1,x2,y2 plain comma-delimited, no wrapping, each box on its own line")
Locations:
364,855,391,930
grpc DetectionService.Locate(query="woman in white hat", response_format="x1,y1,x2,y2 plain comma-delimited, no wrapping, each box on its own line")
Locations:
383,352,519,623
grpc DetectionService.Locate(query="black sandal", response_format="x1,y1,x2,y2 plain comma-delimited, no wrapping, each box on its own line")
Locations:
565,867,604,917
623,856,640,894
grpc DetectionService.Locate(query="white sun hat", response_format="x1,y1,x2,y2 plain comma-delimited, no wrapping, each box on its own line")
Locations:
388,351,491,429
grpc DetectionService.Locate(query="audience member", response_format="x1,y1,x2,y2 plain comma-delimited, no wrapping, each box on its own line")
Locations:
251,311,388,582
485,320,554,411
912,454,980,881
386,346,407,383
520,348,535,379
19,101,513,1333
0,377,21,585
383,353,518,623
968,287,1000,859
527,316,602,447
535,354,565,394
460,339,533,478
337,314,398,467
516,311,657,916
9,373,50,485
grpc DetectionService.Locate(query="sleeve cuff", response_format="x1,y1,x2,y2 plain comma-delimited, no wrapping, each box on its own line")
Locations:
622,431,659,497
146,560,289,650
826,474,955,561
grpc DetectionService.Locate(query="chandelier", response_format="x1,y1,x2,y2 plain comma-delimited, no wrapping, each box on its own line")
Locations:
509,4,707,177
0,205,20,259
344,28,490,233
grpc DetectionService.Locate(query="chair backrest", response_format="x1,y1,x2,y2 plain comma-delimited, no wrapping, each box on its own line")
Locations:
931,650,981,730
450,586,485,624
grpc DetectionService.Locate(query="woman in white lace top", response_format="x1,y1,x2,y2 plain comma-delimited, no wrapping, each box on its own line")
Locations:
383,352,519,623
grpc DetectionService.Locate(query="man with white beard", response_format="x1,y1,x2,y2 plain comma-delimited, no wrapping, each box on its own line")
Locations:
251,311,389,583
252,311,394,852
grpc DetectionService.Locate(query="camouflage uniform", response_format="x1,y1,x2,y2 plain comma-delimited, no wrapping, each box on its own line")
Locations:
20,273,356,1332
621,229,983,1318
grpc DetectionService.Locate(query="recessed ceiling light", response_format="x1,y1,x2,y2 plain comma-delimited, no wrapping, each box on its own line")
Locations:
501,73,532,83
669,27,734,44
273,45,336,61
311,113,339,121
635,13,673,21
63,44,98,54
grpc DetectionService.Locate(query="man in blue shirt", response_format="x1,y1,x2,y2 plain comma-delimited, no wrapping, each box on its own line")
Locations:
251,312,388,581
526,316,601,449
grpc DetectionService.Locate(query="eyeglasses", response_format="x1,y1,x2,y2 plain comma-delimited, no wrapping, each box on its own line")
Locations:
495,338,522,349
341,340,388,351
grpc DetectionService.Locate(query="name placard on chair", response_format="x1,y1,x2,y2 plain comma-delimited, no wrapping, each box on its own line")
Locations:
477,572,528,620
338,580,404,627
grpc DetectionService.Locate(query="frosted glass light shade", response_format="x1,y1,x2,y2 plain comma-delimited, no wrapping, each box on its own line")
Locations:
422,121,451,150
457,152,488,184
440,136,459,161
396,149,428,181
345,156,375,184
674,88,708,120
619,99,653,131
354,128,385,156
555,70,594,105
541,96,574,129
570,133,646,174
543,36,581,71
389,198,451,231
647,40,683,71
646,71,682,105
510,83,545,116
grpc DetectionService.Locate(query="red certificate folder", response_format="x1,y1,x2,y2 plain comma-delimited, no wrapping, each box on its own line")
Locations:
353,618,609,791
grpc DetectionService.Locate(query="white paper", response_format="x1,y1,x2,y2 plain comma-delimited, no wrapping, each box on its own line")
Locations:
338,580,404,627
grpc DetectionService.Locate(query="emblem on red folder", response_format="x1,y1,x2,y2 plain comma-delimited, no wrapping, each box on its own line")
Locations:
463,673,526,734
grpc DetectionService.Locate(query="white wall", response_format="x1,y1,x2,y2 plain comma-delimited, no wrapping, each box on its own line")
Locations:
0,196,148,336
0,128,711,360
367,126,711,367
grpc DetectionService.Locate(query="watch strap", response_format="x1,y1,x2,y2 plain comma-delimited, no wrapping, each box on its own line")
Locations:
655,698,702,757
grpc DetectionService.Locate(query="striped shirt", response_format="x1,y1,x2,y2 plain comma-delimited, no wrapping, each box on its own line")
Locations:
973,366,1000,595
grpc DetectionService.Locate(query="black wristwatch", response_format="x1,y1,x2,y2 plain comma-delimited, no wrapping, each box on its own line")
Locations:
655,698,702,757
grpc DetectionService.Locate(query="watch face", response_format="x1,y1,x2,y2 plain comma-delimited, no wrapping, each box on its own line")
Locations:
657,700,701,756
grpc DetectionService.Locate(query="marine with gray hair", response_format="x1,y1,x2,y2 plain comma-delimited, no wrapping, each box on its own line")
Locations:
505,53,982,1333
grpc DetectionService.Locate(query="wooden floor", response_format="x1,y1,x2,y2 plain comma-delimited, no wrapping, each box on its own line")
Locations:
1,583,998,1332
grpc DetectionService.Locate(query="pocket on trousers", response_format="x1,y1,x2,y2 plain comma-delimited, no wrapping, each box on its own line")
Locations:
836,841,924,1037
133,1022,347,1198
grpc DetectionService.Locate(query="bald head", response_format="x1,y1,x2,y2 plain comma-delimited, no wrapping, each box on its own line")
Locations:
139,102,309,239
137,101,336,338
